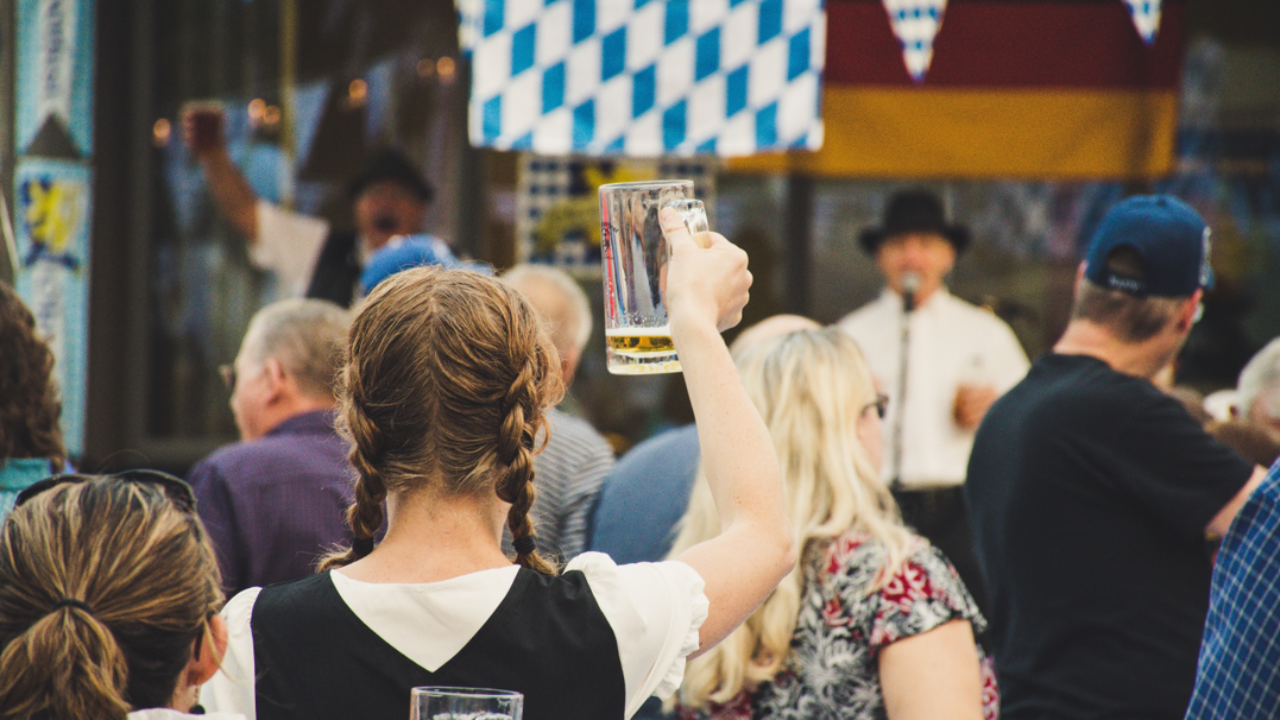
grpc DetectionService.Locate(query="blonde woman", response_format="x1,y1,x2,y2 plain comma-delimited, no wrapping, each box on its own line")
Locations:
671,329,995,720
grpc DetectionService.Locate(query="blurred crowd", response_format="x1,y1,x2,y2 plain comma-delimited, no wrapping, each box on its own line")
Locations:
3,176,1280,720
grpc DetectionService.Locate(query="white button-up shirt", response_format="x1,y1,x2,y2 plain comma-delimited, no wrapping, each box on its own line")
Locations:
839,288,1029,489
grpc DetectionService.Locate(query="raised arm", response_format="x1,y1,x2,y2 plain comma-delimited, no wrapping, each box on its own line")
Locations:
660,207,795,654
183,109,260,243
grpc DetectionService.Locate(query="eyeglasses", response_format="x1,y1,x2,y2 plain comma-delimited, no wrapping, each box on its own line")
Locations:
14,470,197,513
218,364,237,392
864,393,890,420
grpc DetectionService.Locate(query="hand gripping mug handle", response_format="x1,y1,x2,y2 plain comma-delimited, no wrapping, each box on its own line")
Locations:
664,199,710,250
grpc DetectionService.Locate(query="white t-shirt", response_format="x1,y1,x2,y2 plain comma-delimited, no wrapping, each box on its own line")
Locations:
839,287,1030,488
200,552,708,720
251,200,381,299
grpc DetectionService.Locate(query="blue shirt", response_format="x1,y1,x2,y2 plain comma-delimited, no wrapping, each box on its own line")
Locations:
189,409,355,595
589,424,700,565
0,457,58,522
1185,461,1280,720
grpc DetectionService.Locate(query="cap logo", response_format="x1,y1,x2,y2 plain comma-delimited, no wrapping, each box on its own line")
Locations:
1106,275,1145,294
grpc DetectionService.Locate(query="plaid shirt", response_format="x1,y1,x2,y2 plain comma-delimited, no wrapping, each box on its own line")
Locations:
1185,462,1280,720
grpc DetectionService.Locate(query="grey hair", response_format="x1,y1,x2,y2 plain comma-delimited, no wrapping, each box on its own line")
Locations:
499,264,592,356
241,298,352,400
1239,338,1280,421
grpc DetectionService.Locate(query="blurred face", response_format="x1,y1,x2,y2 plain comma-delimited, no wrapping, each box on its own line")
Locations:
354,181,428,251
874,232,957,302
856,393,887,474
229,351,270,441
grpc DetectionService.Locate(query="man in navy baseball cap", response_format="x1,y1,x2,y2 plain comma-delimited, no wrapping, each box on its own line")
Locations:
966,194,1265,720
1084,194,1214,299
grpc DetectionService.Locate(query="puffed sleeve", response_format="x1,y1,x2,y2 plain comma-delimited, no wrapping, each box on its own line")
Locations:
568,552,709,720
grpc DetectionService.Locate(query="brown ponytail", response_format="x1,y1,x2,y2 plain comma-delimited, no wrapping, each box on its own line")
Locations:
321,267,563,573
0,478,224,718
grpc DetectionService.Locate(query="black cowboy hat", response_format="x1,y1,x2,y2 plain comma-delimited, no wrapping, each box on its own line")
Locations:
858,189,970,255
348,149,435,203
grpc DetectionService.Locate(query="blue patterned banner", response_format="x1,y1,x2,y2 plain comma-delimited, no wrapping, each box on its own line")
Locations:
16,0,96,157
461,0,825,157
881,0,948,83
14,159,92,456
1122,0,1162,45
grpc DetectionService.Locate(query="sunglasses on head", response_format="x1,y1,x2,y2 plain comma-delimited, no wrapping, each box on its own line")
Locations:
14,470,197,513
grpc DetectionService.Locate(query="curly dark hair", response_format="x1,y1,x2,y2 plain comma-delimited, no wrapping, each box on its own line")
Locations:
0,283,65,465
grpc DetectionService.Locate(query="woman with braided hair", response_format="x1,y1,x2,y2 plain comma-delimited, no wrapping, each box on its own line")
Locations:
201,209,794,720
0,473,235,720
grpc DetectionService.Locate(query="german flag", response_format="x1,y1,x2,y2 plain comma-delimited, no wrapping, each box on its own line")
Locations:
730,0,1184,179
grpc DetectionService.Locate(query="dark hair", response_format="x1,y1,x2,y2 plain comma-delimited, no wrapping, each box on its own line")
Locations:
320,267,564,574
347,149,435,203
0,283,65,465
0,477,224,719
1072,247,1187,342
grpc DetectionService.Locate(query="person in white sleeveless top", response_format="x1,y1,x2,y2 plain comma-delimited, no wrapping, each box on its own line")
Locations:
200,209,795,720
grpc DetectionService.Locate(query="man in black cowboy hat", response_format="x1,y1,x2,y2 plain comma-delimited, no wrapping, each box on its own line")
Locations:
838,188,1028,612
185,108,437,307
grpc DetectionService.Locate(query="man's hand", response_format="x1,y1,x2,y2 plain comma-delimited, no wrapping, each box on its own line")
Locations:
182,105,228,158
953,384,998,431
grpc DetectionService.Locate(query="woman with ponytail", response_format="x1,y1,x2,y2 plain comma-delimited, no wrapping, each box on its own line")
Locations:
201,209,794,720
0,473,234,720
670,329,994,720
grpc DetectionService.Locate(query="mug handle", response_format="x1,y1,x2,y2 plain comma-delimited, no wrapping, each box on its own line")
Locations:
664,199,710,248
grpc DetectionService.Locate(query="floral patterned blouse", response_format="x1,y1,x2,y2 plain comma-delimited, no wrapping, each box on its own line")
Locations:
679,531,998,720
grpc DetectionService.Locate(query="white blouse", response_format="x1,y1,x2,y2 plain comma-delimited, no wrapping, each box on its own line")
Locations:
200,552,708,720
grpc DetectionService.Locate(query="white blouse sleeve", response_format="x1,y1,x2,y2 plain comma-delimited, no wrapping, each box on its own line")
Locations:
567,552,709,720
199,587,261,720
250,200,330,297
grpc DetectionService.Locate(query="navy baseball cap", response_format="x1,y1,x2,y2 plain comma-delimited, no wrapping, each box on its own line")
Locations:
1084,195,1213,297
359,234,492,296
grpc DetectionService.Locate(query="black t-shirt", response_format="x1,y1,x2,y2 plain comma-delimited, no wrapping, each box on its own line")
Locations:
965,353,1253,720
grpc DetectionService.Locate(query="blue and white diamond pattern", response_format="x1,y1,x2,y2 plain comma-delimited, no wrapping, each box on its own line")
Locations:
1121,0,1162,45
881,0,947,83
461,0,826,157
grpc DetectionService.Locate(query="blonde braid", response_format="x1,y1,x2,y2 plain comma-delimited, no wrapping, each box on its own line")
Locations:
494,357,554,574
319,365,389,571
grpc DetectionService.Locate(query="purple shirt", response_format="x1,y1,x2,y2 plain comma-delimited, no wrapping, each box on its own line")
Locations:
189,409,355,595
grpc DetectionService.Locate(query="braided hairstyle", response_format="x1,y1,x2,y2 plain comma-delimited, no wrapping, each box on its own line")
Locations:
0,478,225,719
320,267,564,574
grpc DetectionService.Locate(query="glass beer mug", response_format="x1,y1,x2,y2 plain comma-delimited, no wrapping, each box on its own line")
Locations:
598,180,708,375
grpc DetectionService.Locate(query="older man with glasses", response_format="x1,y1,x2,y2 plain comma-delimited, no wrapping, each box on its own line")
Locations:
190,298,353,595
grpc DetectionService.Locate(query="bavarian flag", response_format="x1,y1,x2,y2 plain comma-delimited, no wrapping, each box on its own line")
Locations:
731,0,1184,179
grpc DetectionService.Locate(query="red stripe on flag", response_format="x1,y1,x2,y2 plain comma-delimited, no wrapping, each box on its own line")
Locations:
826,0,1184,89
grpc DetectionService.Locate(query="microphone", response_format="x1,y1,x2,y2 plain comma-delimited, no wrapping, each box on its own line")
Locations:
902,271,921,313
